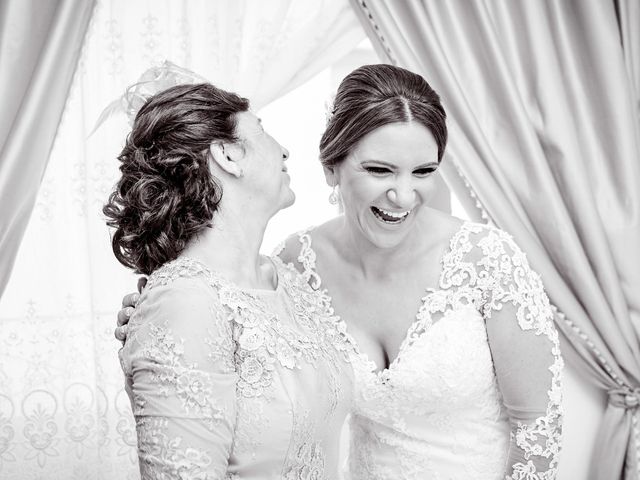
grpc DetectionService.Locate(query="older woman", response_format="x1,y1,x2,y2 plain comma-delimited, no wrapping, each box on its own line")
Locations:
105,81,353,479
118,64,563,480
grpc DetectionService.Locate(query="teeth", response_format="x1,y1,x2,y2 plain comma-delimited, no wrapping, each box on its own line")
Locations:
379,208,409,218
371,206,411,224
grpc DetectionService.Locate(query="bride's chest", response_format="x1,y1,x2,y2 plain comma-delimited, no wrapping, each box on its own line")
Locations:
351,304,500,414
331,282,429,368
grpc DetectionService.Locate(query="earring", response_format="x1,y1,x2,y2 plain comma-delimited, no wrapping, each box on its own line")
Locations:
328,185,339,205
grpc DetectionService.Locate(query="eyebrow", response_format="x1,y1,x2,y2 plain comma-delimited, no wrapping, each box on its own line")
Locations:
361,160,439,169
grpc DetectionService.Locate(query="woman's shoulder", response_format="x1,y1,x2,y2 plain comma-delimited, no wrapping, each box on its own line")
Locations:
274,217,340,265
122,263,234,374
273,229,313,266
145,256,217,289
454,221,524,257
134,257,224,327
447,221,539,289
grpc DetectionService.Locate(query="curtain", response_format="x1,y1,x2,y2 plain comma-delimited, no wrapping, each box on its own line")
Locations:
349,1,640,479
615,0,640,119
0,0,96,301
0,1,364,478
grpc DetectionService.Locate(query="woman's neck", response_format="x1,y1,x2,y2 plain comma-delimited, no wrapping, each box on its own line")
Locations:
334,209,443,280
181,203,273,289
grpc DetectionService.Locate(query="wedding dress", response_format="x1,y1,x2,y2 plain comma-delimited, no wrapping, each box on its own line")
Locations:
278,221,563,480
119,256,353,480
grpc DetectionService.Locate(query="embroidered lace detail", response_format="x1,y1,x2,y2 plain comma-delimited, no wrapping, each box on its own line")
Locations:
148,257,348,398
136,417,221,480
290,223,563,480
283,409,327,480
137,324,228,430
462,225,563,479
122,255,353,477
231,396,268,458
297,231,323,290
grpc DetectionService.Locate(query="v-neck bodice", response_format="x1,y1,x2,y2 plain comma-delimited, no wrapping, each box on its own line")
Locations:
279,221,563,480
294,222,473,379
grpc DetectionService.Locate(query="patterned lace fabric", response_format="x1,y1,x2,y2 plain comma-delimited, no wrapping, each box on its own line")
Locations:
119,256,353,479
278,222,563,480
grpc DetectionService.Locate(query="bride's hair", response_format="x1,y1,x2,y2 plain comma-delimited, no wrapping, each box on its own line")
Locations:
103,83,249,275
319,64,447,169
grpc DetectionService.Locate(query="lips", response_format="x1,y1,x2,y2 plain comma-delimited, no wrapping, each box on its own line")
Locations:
371,206,410,224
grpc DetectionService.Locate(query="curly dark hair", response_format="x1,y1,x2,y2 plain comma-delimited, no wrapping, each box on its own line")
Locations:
103,83,249,275
320,64,447,168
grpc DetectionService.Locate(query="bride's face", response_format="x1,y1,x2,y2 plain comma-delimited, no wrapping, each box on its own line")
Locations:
329,121,440,249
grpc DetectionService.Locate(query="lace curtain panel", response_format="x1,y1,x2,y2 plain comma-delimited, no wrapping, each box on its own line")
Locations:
349,0,640,478
0,1,364,478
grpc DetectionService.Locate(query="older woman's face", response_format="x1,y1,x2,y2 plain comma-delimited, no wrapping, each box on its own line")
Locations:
235,111,294,213
330,121,440,249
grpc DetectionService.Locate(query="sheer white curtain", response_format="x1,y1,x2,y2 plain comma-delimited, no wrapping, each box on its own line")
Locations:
0,1,364,478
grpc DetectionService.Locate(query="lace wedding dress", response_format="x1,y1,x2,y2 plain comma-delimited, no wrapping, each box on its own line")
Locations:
277,221,563,480
119,256,353,480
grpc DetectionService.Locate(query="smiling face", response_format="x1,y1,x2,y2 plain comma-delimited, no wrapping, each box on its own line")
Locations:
327,121,440,249
234,111,295,214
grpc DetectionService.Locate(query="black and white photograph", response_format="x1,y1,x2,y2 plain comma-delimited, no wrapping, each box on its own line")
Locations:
0,1,639,479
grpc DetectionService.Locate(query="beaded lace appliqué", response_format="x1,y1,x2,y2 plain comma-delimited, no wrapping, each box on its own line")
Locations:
293,223,563,480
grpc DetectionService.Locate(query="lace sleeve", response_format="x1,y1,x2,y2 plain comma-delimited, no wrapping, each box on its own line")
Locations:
475,228,563,480
120,276,237,479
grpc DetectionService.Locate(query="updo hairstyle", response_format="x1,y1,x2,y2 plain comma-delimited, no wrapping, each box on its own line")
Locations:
319,64,447,168
103,83,249,275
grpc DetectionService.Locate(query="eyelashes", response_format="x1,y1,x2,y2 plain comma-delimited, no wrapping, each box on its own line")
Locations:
363,166,437,176
364,166,391,174
412,167,437,176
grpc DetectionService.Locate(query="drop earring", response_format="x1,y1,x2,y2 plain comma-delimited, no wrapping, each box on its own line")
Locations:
328,185,339,205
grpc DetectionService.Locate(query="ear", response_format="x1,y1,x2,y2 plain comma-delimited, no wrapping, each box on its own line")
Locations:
323,165,338,187
209,142,244,178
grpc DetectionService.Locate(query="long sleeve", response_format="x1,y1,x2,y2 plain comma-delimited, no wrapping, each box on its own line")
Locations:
119,276,238,480
477,229,563,480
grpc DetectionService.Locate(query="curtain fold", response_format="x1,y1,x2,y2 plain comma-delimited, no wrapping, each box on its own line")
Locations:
0,1,364,478
349,1,640,478
615,0,640,119
0,0,96,300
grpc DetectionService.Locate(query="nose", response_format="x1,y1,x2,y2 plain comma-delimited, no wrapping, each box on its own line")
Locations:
282,146,290,161
386,178,416,207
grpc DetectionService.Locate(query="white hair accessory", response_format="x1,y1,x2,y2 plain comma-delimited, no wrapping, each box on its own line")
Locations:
91,60,209,134
324,93,336,126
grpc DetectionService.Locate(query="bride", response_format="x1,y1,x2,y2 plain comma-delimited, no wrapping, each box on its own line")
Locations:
118,63,563,479
277,64,562,479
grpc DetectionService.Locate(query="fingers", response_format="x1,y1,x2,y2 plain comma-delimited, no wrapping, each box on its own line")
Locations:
115,277,145,345
137,277,147,293
117,307,133,327
121,292,139,308
114,324,129,343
